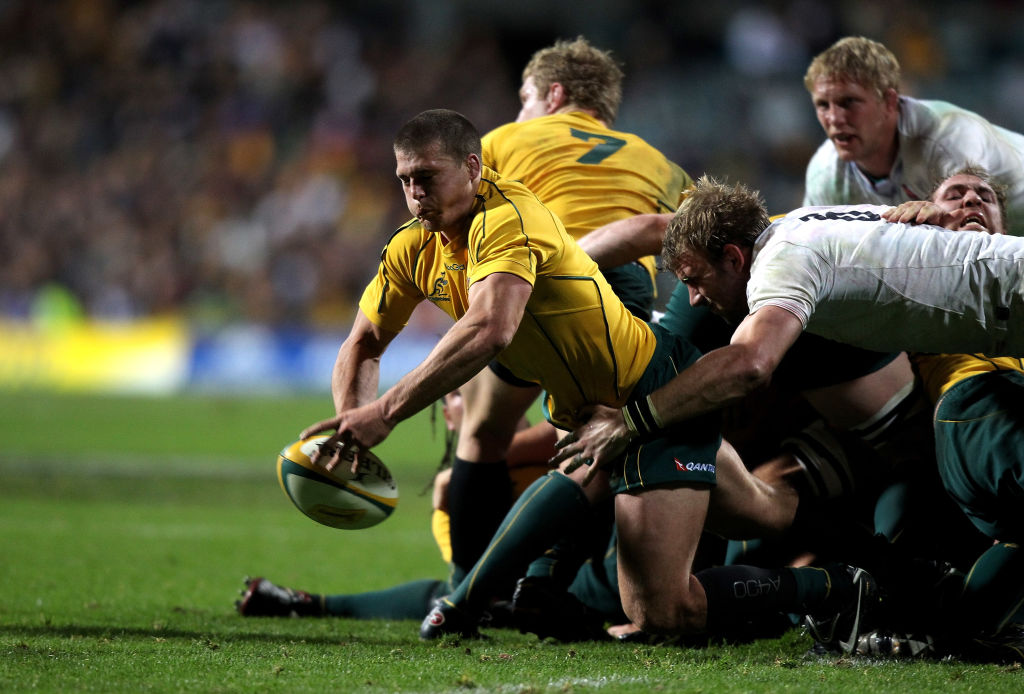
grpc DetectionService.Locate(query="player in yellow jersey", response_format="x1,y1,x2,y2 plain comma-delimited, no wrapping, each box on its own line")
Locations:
436,37,696,589
239,40,697,629
296,109,878,644
462,37,693,598
482,36,692,322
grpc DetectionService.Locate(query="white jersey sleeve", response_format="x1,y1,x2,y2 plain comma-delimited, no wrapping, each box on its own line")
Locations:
746,208,845,327
749,204,1024,355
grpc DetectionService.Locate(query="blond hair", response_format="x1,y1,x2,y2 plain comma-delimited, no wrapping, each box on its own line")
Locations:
663,175,769,273
804,36,900,99
929,165,1009,229
522,36,623,124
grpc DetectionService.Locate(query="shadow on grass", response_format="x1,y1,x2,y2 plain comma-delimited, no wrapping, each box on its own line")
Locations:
0,621,417,648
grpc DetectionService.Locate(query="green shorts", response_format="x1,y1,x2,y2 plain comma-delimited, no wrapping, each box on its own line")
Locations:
610,323,721,494
935,370,1024,541
601,261,655,322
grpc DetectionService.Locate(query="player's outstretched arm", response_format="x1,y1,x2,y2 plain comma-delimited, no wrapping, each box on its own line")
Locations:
577,213,671,268
306,274,533,474
304,275,533,474
552,306,803,485
308,271,534,474
377,271,532,428
332,310,398,414
302,309,397,471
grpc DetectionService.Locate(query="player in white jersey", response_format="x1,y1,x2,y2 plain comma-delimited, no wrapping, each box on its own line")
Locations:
802,36,1024,236
551,172,1024,481
747,204,1024,356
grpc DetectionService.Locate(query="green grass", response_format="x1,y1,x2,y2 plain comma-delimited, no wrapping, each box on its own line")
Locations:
1,391,1021,692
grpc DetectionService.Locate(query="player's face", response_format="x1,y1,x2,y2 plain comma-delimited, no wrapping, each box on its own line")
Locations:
931,174,1005,235
810,77,899,177
516,76,552,122
395,141,479,236
674,248,749,323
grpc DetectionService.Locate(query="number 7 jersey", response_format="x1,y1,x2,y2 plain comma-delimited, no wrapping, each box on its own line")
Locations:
481,111,691,244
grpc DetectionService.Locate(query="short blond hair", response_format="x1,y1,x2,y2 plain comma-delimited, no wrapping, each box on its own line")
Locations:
804,36,900,99
522,36,623,124
663,175,769,273
929,165,1009,230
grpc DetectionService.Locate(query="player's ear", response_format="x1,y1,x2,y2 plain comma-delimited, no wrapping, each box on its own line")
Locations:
547,82,567,112
722,243,749,273
465,152,481,179
882,87,899,113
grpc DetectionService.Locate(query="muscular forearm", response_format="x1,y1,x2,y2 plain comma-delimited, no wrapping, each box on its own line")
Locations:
644,344,770,428
555,307,798,483
377,315,508,428
330,312,393,414
332,342,382,414
635,309,799,434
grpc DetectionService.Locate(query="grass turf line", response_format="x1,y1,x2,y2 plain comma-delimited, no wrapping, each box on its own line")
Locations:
0,391,1020,692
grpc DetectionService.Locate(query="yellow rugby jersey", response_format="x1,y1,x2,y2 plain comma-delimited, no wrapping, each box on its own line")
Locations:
913,353,1024,403
359,166,658,429
482,112,692,279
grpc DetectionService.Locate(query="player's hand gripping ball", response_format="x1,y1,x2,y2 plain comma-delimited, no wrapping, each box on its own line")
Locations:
276,435,398,529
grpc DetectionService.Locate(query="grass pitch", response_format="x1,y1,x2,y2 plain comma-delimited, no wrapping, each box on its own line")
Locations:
0,391,1021,692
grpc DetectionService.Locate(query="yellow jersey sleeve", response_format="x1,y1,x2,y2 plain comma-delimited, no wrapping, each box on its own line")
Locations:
359,222,430,334
912,352,1024,403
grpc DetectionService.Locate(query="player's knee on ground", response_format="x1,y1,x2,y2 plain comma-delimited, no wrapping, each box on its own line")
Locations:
620,578,706,635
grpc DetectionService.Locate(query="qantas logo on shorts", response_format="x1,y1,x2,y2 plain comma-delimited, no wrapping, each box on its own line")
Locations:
675,458,716,473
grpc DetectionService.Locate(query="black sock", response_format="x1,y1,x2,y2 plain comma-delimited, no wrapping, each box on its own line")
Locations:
697,565,799,635
447,457,512,576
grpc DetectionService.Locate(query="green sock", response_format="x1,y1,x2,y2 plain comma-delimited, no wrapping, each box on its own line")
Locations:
525,498,615,587
788,565,846,614
448,471,589,612
523,533,592,587
958,542,1024,635
323,579,447,620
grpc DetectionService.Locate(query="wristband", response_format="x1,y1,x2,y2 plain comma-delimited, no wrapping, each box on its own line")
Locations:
622,394,664,437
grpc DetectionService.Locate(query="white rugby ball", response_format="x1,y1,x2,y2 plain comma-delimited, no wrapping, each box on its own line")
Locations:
276,435,399,530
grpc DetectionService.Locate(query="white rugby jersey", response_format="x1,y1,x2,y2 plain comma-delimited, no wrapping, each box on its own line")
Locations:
748,204,1024,356
803,97,1024,236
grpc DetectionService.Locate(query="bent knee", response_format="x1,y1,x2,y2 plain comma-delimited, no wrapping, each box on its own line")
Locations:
622,592,706,635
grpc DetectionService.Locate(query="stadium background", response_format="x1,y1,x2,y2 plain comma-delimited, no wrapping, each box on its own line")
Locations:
1,0,1021,394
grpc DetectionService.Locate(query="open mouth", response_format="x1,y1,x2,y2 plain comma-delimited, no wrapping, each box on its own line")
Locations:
959,214,987,231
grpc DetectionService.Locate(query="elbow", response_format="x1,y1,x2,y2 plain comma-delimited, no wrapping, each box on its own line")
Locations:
492,330,517,355
744,357,775,391
477,324,517,359
728,350,776,397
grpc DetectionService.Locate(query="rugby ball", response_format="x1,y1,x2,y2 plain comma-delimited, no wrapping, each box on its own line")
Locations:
276,435,398,529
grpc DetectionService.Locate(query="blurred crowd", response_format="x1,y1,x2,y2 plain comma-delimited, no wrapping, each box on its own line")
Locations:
0,0,1022,328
